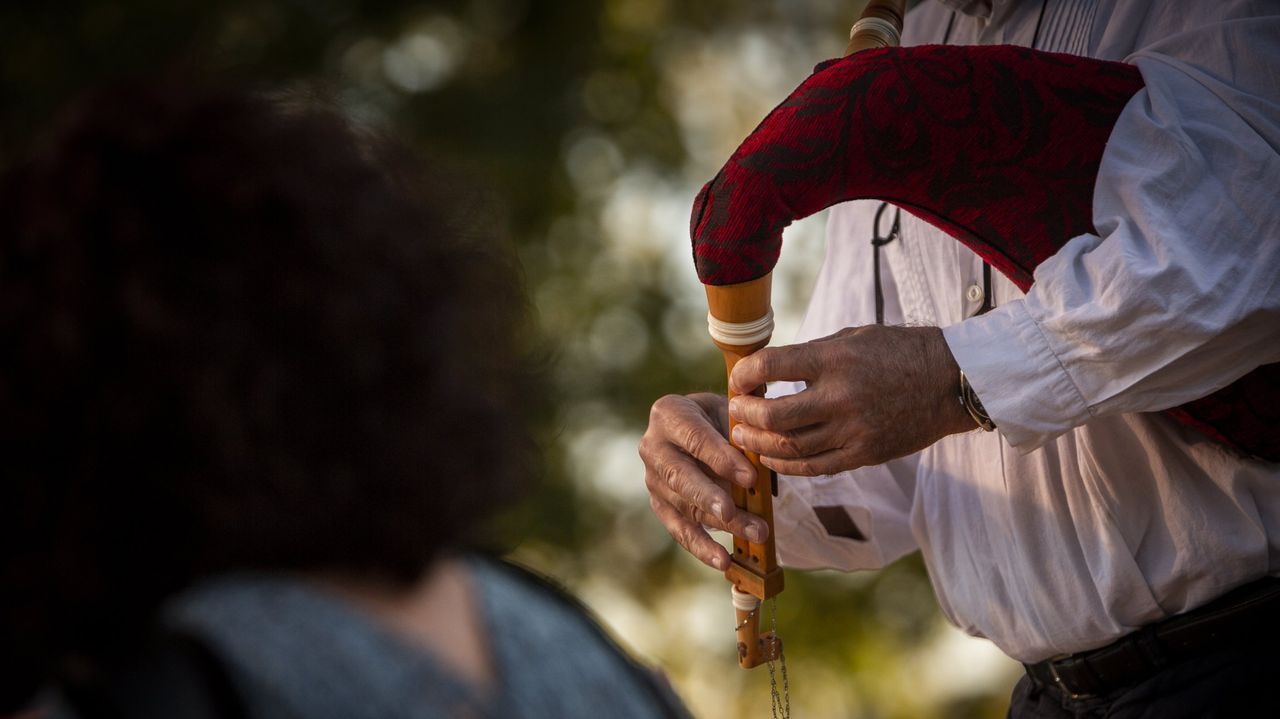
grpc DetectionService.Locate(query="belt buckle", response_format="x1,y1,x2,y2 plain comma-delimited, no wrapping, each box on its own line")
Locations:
1047,660,1095,701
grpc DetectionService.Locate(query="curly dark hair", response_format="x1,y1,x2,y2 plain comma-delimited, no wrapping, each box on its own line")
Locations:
0,79,543,708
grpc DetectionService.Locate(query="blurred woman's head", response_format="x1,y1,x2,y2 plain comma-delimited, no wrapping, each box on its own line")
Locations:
0,80,542,708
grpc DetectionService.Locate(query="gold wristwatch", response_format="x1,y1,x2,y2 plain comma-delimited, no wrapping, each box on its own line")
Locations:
959,370,996,432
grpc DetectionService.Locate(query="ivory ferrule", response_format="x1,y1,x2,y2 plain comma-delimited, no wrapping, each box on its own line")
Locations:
844,0,906,56
704,274,774,355
848,16,901,48
707,309,774,347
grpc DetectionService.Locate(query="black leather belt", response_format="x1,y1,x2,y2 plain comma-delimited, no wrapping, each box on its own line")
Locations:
1024,576,1280,699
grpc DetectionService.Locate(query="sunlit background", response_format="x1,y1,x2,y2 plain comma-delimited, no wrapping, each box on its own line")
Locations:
1,1,1022,716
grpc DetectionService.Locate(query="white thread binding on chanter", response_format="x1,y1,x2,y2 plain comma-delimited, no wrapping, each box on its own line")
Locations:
731,586,762,611
707,308,774,346
849,16,901,47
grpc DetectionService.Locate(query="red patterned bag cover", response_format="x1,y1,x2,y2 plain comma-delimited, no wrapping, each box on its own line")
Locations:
690,45,1278,460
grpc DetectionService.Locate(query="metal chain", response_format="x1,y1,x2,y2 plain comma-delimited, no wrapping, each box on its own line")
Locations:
766,597,790,719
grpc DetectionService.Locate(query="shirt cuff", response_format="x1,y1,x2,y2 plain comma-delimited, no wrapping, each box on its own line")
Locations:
943,299,1092,450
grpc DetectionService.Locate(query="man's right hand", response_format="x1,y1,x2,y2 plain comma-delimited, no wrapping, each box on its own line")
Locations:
639,392,771,571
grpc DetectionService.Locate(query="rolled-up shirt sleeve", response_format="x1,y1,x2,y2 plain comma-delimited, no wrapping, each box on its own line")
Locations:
945,24,1280,450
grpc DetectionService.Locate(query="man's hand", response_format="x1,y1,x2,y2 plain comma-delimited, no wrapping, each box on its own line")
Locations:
728,325,976,476
639,393,772,571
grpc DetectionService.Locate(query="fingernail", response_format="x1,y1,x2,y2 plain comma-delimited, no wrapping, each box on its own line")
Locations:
746,524,764,543
713,554,728,571
710,500,726,522
731,426,743,446
736,467,755,486
728,397,741,418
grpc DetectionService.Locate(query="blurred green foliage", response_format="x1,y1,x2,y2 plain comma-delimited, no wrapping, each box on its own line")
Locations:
1,1,1019,716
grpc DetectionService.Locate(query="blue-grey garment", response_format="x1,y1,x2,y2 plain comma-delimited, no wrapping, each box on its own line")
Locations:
162,556,687,719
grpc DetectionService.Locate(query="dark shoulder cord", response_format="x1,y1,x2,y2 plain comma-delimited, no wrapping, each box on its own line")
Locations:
874,2,1048,321
978,0,1047,316
976,0,1046,317
944,6,999,319
871,202,901,325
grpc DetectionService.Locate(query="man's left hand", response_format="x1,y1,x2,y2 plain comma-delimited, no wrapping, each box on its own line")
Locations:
728,325,977,476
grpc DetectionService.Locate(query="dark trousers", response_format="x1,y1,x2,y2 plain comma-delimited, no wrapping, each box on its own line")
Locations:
1008,644,1280,718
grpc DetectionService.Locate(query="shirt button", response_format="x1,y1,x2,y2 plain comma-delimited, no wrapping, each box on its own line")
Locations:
966,283,983,303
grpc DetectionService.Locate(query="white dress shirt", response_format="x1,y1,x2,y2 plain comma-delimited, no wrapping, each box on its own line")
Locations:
770,0,1280,663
